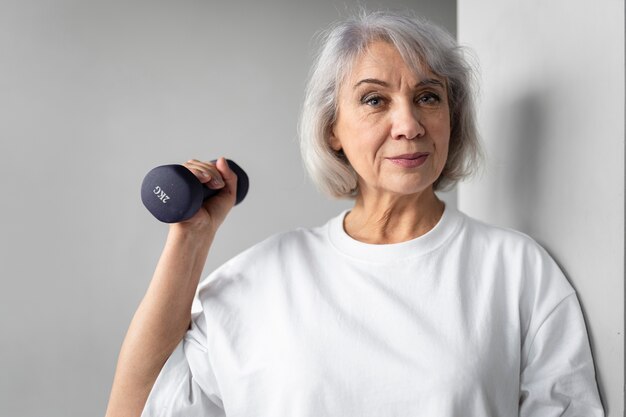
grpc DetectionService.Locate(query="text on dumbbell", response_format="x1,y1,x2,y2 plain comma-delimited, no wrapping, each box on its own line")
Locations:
153,186,170,203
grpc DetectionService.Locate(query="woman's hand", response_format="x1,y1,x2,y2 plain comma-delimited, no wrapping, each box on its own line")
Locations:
177,157,239,233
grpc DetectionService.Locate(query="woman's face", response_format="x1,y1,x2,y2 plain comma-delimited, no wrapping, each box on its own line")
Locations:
330,41,451,199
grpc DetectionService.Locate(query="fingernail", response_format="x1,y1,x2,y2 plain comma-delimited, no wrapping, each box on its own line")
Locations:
210,178,224,187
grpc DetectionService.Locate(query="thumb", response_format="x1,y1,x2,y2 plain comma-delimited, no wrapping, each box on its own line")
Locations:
215,157,238,201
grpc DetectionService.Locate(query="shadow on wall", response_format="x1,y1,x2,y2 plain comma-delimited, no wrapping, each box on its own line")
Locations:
493,91,546,235
492,90,607,412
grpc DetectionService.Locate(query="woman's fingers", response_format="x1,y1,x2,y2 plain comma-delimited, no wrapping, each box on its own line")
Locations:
173,157,239,231
183,159,225,189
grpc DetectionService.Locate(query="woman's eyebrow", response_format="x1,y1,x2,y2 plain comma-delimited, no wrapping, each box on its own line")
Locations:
353,77,445,89
416,78,445,88
353,78,389,88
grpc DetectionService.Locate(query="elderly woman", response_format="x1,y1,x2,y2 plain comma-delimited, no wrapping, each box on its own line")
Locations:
106,11,604,417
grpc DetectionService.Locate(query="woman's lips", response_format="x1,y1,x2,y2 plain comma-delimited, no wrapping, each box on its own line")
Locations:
386,152,429,168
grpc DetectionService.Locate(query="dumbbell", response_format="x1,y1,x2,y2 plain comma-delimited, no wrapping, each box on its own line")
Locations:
141,159,249,223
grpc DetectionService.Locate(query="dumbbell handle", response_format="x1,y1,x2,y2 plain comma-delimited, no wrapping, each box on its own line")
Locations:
203,159,249,205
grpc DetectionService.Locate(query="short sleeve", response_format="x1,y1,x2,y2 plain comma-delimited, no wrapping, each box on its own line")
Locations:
519,293,604,416
141,311,225,417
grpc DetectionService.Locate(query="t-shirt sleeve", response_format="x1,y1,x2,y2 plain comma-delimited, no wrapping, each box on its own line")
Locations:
519,292,604,416
141,310,225,417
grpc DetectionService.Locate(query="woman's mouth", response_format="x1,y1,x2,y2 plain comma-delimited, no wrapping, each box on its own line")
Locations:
386,152,430,168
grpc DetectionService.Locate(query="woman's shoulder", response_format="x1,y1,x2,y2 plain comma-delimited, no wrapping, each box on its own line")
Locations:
201,215,335,284
235,221,330,263
455,208,574,295
456,208,545,254
194,217,336,310
455,208,572,286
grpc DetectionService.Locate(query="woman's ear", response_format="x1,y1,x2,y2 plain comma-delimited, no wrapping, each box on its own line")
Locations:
329,128,342,152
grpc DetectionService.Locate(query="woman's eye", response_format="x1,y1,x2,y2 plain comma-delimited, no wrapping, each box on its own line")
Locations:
362,95,383,107
417,93,441,105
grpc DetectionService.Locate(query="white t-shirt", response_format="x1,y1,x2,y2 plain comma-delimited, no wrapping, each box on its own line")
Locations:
142,206,604,417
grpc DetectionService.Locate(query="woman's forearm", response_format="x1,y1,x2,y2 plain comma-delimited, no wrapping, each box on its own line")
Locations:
105,225,216,417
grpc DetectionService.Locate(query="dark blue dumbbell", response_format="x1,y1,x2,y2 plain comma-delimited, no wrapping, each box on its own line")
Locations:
141,159,249,223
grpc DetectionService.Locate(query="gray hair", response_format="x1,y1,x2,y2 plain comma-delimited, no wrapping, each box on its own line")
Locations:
299,11,482,198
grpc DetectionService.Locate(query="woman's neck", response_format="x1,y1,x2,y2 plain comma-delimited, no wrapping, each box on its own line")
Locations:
344,188,445,244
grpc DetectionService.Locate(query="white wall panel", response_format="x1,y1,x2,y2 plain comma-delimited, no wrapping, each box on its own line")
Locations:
458,0,624,414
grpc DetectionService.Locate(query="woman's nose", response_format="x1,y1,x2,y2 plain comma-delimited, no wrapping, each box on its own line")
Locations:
390,101,425,140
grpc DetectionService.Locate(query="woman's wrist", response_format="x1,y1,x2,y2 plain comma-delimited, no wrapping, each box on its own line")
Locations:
167,221,218,249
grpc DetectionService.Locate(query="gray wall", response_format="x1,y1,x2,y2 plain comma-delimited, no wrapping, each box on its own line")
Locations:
457,0,624,415
0,1,456,416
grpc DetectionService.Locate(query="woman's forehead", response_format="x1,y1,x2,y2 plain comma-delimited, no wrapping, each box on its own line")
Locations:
346,41,438,86
341,42,442,93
